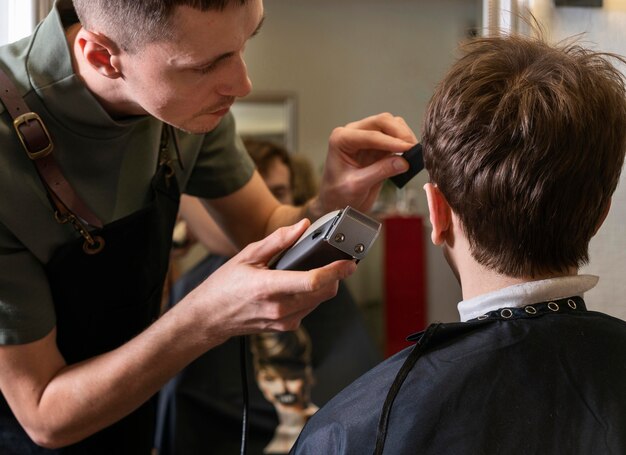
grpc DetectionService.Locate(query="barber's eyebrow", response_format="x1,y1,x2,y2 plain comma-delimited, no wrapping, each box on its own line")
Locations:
183,14,265,69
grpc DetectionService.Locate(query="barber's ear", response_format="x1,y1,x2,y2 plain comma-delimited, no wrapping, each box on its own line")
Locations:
77,29,123,79
424,183,451,245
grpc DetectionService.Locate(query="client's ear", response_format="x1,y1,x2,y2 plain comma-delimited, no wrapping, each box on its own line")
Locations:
424,183,452,245
76,29,123,79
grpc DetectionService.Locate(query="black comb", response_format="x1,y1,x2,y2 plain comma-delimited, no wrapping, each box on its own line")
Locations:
389,143,424,188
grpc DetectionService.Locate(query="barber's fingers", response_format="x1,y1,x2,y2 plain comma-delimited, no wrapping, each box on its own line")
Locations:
259,259,357,297
254,282,339,331
390,116,418,143
330,127,415,159
259,259,356,331
236,220,357,294
238,219,310,264
344,112,418,144
346,154,411,187
238,260,356,333
262,297,334,333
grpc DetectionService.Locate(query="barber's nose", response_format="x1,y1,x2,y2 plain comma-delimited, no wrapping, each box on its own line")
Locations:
218,55,252,98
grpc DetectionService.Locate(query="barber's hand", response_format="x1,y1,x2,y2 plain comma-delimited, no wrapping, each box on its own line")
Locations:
184,219,357,341
314,113,417,216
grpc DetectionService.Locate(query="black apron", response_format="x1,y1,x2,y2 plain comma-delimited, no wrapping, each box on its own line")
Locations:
0,156,180,454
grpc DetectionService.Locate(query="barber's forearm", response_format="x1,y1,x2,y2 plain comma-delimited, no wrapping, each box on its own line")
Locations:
26,302,221,448
264,197,326,237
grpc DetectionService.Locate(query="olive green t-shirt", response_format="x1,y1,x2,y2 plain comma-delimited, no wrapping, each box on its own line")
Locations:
0,1,255,344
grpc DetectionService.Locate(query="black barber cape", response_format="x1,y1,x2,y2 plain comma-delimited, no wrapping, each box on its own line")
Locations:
290,297,626,455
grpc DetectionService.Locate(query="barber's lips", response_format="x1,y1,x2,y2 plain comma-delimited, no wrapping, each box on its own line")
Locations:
274,393,298,405
210,105,231,116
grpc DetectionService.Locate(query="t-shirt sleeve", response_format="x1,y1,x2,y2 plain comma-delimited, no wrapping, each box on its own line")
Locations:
183,112,255,199
0,222,56,345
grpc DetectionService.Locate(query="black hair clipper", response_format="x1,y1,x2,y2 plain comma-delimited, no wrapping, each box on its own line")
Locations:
269,206,381,271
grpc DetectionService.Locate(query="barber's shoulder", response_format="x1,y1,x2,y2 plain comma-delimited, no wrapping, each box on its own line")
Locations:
199,112,247,155
0,47,33,116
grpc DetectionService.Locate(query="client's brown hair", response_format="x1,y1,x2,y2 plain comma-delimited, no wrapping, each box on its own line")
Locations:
422,33,626,277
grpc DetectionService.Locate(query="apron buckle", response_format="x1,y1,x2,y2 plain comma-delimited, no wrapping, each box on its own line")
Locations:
55,210,106,254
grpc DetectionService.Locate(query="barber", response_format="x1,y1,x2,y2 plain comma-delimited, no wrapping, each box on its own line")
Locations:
0,0,415,453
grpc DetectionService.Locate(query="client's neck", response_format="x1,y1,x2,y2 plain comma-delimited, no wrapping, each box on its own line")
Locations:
458,258,578,301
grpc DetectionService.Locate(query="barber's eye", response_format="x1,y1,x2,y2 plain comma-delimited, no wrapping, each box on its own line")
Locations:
196,63,217,74
196,54,233,75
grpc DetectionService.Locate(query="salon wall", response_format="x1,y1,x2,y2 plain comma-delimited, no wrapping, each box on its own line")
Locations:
530,0,626,321
243,0,480,337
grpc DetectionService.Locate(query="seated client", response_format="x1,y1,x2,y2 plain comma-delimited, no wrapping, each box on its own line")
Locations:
291,30,626,455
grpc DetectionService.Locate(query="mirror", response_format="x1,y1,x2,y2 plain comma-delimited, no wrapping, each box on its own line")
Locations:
231,92,297,153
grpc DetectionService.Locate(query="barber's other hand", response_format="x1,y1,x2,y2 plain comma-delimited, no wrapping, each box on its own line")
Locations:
313,113,417,216
184,219,357,342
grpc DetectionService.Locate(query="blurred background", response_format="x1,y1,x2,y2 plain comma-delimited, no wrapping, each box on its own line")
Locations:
2,0,625,354
232,0,626,352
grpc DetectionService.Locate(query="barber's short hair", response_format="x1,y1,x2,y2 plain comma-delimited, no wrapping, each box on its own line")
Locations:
72,0,249,52
422,32,626,277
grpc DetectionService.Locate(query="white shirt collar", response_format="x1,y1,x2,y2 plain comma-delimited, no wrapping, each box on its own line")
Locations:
457,275,599,322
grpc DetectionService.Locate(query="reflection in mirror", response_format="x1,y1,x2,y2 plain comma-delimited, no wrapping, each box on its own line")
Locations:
231,93,298,153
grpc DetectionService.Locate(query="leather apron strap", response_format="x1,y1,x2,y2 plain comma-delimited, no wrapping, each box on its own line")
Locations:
0,67,103,232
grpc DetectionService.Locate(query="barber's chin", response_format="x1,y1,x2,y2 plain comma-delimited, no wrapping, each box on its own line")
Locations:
175,115,224,135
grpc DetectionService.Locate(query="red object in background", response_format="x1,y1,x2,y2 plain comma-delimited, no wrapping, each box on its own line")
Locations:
383,216,426,357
